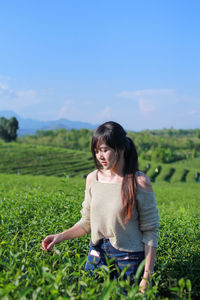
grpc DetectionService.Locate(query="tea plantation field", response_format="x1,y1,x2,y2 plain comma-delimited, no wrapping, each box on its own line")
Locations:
0,142,94,177
0,174,199,299
0,142,200,183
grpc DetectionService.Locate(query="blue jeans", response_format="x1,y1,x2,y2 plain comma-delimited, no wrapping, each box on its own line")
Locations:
85,238,145,284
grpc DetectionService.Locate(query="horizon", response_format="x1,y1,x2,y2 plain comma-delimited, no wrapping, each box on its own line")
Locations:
0,1,200,131
1,109,199,133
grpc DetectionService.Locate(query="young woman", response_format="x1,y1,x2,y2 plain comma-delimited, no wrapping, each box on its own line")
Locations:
41,121,159,293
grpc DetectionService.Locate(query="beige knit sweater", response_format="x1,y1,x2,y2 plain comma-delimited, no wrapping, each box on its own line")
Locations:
76,170,159,252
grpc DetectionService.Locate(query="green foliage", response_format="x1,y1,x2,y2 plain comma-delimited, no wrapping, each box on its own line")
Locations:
128,129,200,163
139,158,200,183
153,183,200,299
0,142,95,177
19,127,200,163
151,147,177,163
196,129,200,139
1,142,200,184
0,117,19,142
20,128,93,152
0,174,199,299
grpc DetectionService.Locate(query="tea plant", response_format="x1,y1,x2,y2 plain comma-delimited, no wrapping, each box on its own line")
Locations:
0,142,94,177
0,174,199,299
0,142,199,182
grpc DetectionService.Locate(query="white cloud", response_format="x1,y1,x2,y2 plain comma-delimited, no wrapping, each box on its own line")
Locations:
57,100,72,119
16,89,37,98
178,110,199,117
0,80,75,121
0,83,15,97
117,89,174,99
117,88,181,116
188,110,198,115
116,89,200,128
0,81,47,110
138,99,156,114
0,81,37,101
0,83,9,91
99,106,112,119
0,75,12,81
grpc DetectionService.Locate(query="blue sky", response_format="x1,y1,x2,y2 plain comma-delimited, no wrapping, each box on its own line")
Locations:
0,0,199,131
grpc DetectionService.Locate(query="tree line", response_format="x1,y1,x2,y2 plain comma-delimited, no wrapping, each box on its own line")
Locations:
18,126,200,163
1,116,200,163
0,117,19,142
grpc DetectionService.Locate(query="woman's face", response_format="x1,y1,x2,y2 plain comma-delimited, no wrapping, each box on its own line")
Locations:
94,143,117,170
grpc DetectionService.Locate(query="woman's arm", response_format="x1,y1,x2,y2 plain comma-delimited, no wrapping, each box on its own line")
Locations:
139,244,156,293
136,172,159,293
41,223,87,251
144,244,156,275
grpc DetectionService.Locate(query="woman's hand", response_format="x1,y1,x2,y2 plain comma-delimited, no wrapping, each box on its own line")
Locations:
139,277,152,294
139,278,147,294
139,244,156,294
41,224,87,252
41,233,63,252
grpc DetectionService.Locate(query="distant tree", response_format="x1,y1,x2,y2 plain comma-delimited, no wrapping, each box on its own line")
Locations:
17,127,200,159
196,129,200,139
0,117,19,142
0,117,8,141
151,147,177,163
186,139,194,149
36,129,54,137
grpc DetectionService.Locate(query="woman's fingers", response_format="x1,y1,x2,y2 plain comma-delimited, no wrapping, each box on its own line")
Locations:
139,279,147,294
41,234,61,251
41,236,53,251
139,287,145,294
41,239,47,250
46,241,55,251
41,240,45,250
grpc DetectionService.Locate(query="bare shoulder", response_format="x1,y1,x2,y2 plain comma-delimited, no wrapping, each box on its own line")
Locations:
86,170,96,189
136,171,153,192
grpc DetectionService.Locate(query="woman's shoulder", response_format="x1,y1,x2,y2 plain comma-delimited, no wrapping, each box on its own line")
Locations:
135,171,153,192
86,170,97,189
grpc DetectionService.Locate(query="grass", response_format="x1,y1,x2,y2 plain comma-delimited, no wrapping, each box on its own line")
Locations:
0,173,199,299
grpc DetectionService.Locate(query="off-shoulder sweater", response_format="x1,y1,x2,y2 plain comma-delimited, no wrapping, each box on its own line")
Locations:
76,170,159,252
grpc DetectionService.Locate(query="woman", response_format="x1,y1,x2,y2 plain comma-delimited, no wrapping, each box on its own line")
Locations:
41,121,159,293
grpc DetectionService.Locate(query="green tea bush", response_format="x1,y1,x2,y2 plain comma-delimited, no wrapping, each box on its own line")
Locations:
0,174,199,299
1,142,199,184
0,143,94,177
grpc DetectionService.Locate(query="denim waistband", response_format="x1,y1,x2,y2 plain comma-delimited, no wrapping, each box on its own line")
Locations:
90,238,109,246
90,238,144,255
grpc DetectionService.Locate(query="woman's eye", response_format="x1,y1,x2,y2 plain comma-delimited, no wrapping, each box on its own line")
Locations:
95,147,109,154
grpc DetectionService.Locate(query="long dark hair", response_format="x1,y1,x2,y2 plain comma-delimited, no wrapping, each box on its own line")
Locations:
91,121,139,224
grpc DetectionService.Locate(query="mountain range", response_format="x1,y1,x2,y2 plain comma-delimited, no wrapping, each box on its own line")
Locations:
0,111,97,136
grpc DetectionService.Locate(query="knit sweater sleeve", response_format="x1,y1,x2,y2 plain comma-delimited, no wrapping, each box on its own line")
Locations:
76,187,91,233
136,188,159,247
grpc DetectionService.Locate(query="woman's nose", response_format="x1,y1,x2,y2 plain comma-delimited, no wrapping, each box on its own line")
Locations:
98,151,104,159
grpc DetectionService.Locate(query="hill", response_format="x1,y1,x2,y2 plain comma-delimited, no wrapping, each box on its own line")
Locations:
139,159,200,183
0,110,97,136
0,142,200,182
0,142,95,177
